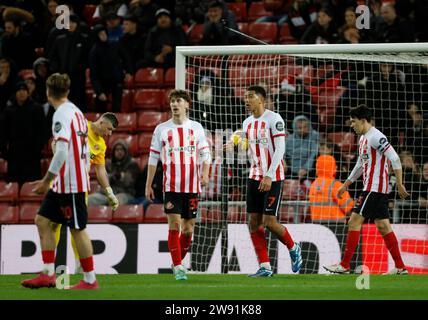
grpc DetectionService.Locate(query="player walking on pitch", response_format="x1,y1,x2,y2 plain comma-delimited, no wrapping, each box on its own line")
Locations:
21,73,98,289
53,112,119,274
228,85,302,277
146,89,211,280
324,105,409,275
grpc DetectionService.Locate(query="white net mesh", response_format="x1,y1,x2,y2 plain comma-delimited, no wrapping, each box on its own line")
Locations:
181,48,428,275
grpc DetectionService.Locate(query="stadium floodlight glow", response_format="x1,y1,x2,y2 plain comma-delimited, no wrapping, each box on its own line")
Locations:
175,43,428,274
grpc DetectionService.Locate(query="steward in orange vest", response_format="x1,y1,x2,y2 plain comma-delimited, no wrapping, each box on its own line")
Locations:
309,155,354,221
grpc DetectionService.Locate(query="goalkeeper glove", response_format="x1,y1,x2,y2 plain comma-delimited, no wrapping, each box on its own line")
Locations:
105,187,119,211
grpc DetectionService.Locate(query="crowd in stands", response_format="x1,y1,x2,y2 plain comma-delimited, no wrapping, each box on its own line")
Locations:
0,0,427,224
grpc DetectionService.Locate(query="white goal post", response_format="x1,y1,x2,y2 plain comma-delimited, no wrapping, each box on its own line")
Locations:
174,43,428,275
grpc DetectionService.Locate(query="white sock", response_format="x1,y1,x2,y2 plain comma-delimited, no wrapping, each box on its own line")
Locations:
260,262,271,270
75,259,81,268
43,263,55,276
174,265,184,272
83,271,96,284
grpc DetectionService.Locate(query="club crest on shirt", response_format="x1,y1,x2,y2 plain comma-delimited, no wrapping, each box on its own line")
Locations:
54,122,62,133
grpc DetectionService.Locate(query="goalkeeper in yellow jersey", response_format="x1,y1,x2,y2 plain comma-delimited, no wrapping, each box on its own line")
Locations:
52,112,119,273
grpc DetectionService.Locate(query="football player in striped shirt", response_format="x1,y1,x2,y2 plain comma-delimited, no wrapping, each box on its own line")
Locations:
146,89,211,280
324,105,410,275
231,85,303,277
21,73,98,289
53,112,119,274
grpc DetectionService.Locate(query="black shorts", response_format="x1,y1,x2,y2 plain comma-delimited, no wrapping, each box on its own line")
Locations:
164,192,198,219
353,191,389,220
38,190,88,230
246,179,283,216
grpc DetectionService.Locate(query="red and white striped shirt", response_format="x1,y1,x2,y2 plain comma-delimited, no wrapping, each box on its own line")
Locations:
350,127,397,194
51,101,90,194
149,119,210,193
243,109,286,181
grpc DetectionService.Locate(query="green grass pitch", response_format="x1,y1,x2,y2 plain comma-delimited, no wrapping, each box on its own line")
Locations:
1,274,428,300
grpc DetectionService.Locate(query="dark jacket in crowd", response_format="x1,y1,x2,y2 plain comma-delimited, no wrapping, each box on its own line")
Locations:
143,23,188,69
300,22,339,44
375,16,415,43
1,30,36,70
0,96,45,186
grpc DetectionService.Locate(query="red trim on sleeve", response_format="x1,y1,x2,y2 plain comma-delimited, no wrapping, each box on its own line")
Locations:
272,133,286,138
150,149,160,155
55,137,69,143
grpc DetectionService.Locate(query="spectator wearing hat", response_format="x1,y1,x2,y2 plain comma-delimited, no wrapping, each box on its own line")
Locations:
48,13,89,111
89,24,132,113
300,7,339,44
105,11,124,43
0,81,46,187
200,0,240,46
141,8,188,69
93,0,128,21
128,0,159,35
121,14,146,72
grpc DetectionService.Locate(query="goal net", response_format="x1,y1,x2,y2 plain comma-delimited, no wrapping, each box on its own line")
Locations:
175,44,428,275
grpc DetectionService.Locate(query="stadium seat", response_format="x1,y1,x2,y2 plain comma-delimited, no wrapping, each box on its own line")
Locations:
17,69,34,79
0,158,7,179
19,203,39,224
120,89,134,113
282,179,300,200
237,22,249,36
227,2,247,22
83,4,98,26
19,182,45,203
107,134,139,156
35,47,44,57
164,68,175,87
136,154,149,170
0,181,19,204
278,205,296,223
115,112,137,133
88,205,112,223
248,23,278,44
112,204,144,223
133,89,164,111
144,204,167,223
279,23,298,44
42,137,54,158
134,68,164,88
248,2,272,21
200,206,222,223
327,132,357,153
188,24,204,45
40,158,50,177
85,68,92,89
138,132,154,154
85,89,95,111
0,205,19,224
84,112,101,122
137,111,169,132
124,74,134,89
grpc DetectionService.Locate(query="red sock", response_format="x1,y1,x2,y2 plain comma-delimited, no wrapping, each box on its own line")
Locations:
168,230,182,266
383,232,405,269
80,256,94,272
250,226,270,264
42,250,55,264
341,230,360,269
278,227,295,250
180,233,192,260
